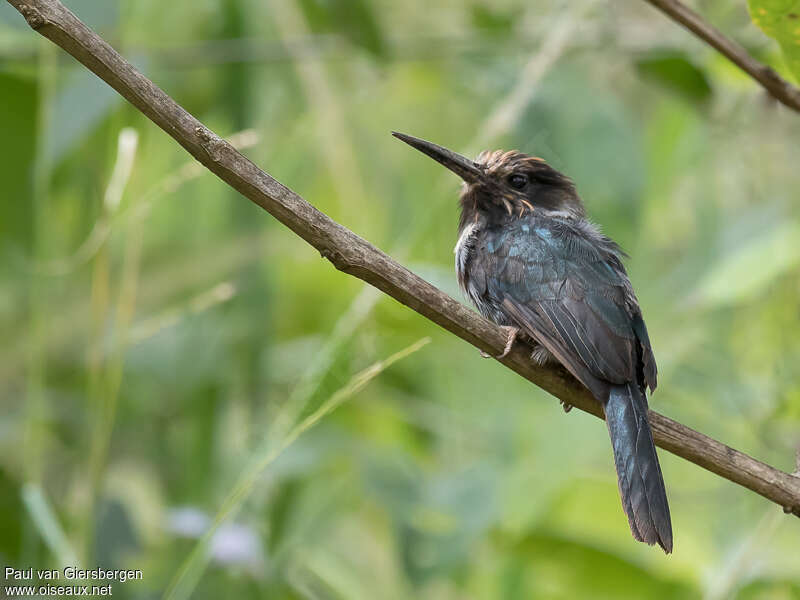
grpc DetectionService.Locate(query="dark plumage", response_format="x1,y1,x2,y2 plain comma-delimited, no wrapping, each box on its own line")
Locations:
393,132,673,553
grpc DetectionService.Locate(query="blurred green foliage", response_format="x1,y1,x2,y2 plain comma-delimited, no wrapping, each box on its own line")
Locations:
1,0,800,598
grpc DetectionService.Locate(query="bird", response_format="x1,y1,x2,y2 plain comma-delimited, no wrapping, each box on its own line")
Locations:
392,131,673,553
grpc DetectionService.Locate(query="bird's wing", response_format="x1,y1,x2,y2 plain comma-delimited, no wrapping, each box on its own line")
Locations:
478,220,652,399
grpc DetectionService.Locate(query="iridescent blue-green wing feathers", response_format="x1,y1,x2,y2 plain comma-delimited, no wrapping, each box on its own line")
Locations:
474,216,671,552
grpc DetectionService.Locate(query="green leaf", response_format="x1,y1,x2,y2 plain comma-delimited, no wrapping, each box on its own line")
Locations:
736,578,800,599
635,50,713,104
748,0,800,81
470,4,514,37
296,0,386,58
505,532,695,599
693,221,800,307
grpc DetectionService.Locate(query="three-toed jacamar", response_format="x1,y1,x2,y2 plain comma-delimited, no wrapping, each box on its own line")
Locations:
393,132,672,553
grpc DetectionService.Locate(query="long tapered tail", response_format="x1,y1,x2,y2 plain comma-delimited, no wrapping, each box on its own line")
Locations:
605,382,673,553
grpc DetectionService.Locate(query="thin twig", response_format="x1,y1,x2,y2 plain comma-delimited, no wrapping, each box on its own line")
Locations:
7,0,800,518
643,0,800,112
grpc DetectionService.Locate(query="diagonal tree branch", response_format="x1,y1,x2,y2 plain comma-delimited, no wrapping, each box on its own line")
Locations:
643,0,800,112
7,0,800,517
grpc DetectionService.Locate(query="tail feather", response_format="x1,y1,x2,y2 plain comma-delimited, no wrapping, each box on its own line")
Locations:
605,382,673,553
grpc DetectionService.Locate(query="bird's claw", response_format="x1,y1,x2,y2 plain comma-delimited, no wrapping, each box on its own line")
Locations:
479,326,520,359
496,326,519,358
560,399,573,413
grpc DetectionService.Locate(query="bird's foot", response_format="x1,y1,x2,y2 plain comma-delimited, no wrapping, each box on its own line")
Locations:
479,327,520,359
560,399,573,413
482,326,520,359
497,326,520,358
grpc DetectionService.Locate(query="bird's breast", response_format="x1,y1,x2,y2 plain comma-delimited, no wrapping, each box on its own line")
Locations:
454,222,479,292
453,222,510,325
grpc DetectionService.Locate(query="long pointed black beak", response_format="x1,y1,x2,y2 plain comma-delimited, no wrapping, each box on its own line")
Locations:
392,132,483,184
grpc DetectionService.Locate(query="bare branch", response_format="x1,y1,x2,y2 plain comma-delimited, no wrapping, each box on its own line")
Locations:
7,0,800,517
643,0,800,113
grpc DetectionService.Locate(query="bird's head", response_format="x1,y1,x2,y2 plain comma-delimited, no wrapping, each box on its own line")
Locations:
392,132,584,227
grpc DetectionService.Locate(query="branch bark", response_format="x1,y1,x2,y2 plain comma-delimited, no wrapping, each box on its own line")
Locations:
643,0,800,113
8,0,800,517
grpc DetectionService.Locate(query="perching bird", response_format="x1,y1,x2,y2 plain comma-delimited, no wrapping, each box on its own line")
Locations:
393,132,672,553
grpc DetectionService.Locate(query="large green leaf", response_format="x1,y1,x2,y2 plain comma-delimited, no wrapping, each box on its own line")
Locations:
635,50,713,104
692,221,800,307
748,0,800,81
502,532,694,599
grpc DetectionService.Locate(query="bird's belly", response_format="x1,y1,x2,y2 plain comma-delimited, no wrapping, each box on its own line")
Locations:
455,229,513,327
456,224,556,365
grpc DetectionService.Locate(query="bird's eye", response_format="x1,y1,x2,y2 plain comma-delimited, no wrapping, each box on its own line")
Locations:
508,174,528,190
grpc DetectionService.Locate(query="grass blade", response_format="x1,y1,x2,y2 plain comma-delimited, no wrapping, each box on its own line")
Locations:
163,337,430,600
22,483,81,567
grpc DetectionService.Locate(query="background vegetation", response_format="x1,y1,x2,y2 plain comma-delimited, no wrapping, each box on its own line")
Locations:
1,0,800,598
